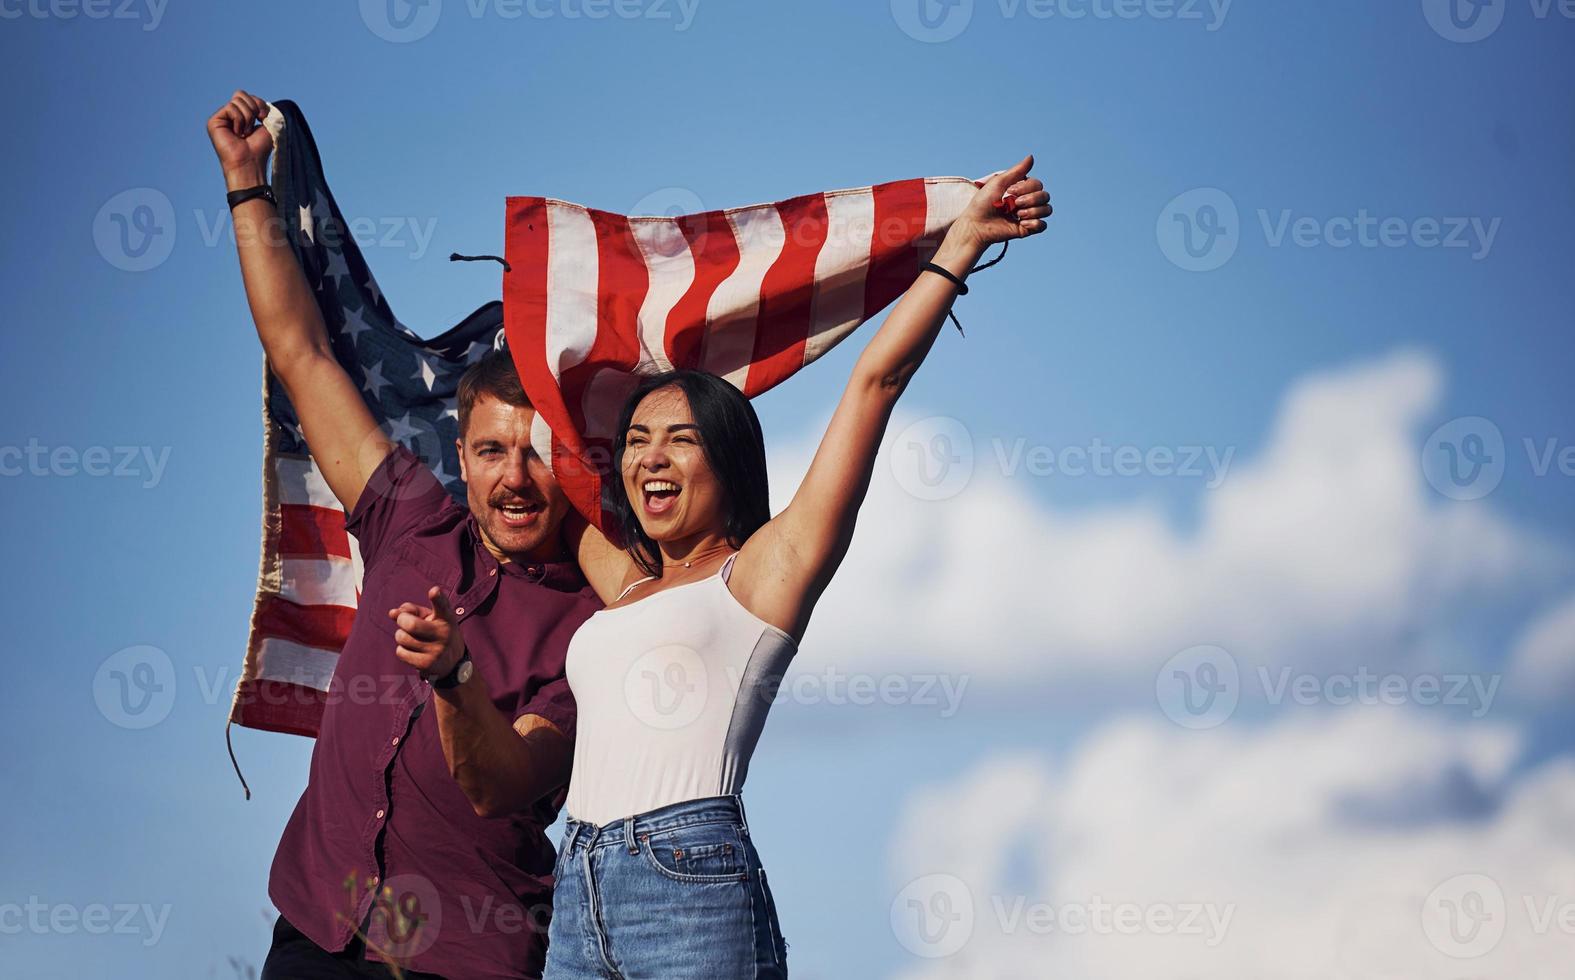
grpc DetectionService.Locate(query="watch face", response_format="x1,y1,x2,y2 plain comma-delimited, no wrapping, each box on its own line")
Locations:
456,659,474,685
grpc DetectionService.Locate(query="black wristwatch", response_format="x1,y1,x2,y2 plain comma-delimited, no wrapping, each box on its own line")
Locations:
226,184,277,210
430,650,474,691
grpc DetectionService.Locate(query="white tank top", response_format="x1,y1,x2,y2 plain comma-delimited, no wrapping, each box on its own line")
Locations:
563,552,798,825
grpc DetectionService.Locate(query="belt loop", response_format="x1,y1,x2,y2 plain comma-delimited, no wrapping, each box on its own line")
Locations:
624,815,638,854
734,793,750,835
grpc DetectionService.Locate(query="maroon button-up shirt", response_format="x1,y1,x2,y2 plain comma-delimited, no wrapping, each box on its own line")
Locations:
269,447,600,979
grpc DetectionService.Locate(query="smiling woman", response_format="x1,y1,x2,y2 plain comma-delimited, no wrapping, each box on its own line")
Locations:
542,156,1051,978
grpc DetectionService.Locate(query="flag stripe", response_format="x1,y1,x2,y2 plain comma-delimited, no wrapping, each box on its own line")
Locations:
667,211,740,368
254,594,357,649
863,178,931,323
628,218,692,374
745,193,830,397
703,206,786,388
279,556,358,608
279,504,351,560
252,636,341,692
804,187,877,364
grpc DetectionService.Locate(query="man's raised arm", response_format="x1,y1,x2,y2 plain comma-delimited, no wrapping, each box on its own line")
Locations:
208,89,390,513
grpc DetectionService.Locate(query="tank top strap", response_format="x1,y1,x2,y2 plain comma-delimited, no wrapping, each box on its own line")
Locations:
720,550,741,583
614,574,657,602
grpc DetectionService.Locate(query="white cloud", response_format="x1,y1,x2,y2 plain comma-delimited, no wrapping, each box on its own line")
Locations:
886,710,1575,979
1507,592,1575,703
769,349,1561,686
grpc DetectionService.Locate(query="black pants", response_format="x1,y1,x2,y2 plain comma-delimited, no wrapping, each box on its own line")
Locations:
261,914,447,980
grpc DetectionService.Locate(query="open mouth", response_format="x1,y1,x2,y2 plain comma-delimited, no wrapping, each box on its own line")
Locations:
496,499,544,528
642,479,681,516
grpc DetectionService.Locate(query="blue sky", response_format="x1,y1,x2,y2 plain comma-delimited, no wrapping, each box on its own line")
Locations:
2,2,1573,976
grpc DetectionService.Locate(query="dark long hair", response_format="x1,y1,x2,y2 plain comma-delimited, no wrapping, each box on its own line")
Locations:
605,369,771,578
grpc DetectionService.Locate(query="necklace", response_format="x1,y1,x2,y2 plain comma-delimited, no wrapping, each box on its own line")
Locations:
663,544,733,570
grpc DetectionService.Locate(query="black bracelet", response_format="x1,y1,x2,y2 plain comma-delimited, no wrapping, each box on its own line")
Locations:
919,261,969,295
226,185,276,210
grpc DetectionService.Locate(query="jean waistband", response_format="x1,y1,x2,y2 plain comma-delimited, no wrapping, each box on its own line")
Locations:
561,794,749,854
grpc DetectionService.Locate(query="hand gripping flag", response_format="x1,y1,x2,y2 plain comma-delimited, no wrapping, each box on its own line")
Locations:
229,101,504,748
503,175,982,530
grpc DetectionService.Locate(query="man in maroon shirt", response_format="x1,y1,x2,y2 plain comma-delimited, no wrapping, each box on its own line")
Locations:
211,91,598,979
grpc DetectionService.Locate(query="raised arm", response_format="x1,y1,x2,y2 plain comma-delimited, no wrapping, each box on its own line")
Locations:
208,90,390,513
563,508,642,605
732,156,1050,639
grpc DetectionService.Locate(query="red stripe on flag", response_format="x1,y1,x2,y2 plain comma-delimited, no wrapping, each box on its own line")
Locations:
278,504,351,560
254,594,356,649
229,679,328,738
863,179,930,322
667,211,741,368
745,193,830,397
558,210,648,434
503,198,559,440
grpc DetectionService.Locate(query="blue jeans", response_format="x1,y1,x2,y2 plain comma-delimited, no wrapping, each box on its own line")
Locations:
543,794,788,979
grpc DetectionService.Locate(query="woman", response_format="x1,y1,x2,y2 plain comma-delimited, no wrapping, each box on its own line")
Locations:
545,156,1050,978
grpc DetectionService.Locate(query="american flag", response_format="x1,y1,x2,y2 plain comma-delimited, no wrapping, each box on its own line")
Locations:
229,100,501,741
502,176,981,529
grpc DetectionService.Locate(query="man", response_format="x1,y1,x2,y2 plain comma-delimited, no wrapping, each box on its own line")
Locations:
210,90,599,979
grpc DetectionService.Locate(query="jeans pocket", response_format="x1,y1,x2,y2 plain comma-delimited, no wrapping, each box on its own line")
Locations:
638,826,750,883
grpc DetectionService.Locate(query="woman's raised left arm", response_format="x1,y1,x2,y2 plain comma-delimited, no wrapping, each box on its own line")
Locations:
732,155,1050,637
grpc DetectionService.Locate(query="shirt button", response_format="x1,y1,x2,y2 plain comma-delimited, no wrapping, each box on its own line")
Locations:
454,607,465,616
528,567,538,576
375,809,385,820
489,568,497,577
391,736,400,747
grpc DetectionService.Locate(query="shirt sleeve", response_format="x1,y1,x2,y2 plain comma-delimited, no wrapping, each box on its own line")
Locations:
515,674,577,745
344,445,451,568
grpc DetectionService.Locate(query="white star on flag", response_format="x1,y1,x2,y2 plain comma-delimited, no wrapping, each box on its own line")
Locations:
384,412,422,446
324,246,352,290
412,354,441,392
360,361,390,401
342,305,373,346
